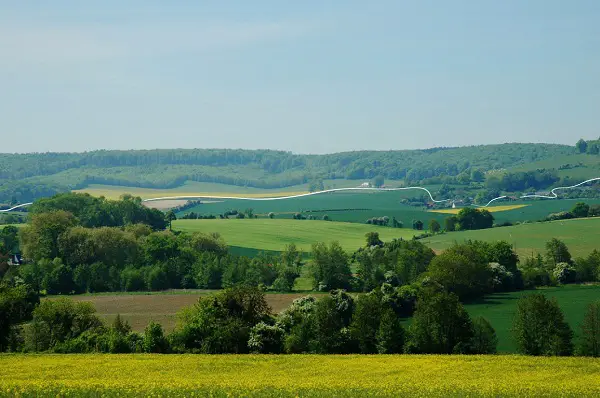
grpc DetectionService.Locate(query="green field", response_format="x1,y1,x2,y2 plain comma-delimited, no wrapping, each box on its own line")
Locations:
172,218,416,253
2,354,599,397
464,284,600,353
423,217,600,258
175,188,600,225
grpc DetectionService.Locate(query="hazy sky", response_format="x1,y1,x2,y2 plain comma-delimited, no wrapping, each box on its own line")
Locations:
1,1,599,154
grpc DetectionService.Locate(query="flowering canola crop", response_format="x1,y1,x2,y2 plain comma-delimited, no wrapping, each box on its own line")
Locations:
1,354,600,397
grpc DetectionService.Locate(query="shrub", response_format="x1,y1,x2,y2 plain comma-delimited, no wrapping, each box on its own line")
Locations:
553,262,576,284
143,321,169,353
248,322,284,353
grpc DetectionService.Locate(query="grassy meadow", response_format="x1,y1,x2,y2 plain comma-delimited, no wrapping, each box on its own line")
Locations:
465,284,600,352
176,191,600,225
172,218,416,253
2,354,600,397
422,217,600,258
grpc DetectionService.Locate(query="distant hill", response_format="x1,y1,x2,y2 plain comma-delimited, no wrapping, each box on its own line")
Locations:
1,143,598,204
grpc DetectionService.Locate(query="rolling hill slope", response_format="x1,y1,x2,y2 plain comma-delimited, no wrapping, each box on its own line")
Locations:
172,218,416,253
1,143,587,204
422,217,600,258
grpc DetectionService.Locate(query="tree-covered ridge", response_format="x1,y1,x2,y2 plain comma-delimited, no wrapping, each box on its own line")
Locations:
0,143,575,180
0,143,582,204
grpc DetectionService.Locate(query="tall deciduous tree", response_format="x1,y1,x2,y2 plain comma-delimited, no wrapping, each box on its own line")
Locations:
405,291,474,354
512,294,573,356
576,138,588,153
578,301,600,357
545,238,572,268
20,211,77,262
310,242,352,291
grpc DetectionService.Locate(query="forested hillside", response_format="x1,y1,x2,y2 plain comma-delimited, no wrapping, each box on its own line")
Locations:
0,143,595,204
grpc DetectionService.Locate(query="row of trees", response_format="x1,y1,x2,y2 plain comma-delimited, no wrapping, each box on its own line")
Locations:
14,218,303,294
29,193,167,230
576,138,600,155
4,283,600,357
545,201,600,221
445,208,494,231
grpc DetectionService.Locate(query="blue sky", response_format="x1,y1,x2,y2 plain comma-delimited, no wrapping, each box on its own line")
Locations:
1,1,599,154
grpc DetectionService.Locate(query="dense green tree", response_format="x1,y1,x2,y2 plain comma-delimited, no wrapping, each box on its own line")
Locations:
310,242,352,291
171,286,271,354
25,298,103,352
44,261,76,295
312,292,353,353
576,138,588,153
143,321,169,353
444,216,458,231
545,238,572,268
20,211,77,262
578,301,600,357
426,243,491,300
376,306,405,354
428,219,441,233
553,262,576,284
372,175,385,188
412,220,423,230
455,208,494,230
470,317,497,354
350,293,382,353
165,210,177,231
405,291,474,354
0,226,19,255
512,294,573,356
365,232,383,247
0,283,39,351
470,169,485,182
571,202,590,218
248,322,284,354
574,250,600,283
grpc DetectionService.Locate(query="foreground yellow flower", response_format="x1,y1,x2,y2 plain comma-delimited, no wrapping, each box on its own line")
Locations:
1,354,600,397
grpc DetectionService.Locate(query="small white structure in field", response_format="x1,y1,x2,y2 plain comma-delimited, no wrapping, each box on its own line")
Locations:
360,182,370,188
452,202,456,209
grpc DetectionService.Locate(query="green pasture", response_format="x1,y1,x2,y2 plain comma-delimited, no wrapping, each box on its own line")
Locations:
172,218,416,253
423,217,600,258
178,190,450,225
464,284,600,353
179,188,600,225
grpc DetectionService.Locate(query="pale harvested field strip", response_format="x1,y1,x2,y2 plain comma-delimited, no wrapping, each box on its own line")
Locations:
48,293,317,332
430,204,528,214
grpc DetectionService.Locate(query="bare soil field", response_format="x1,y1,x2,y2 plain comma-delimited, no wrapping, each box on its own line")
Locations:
47,292,321,332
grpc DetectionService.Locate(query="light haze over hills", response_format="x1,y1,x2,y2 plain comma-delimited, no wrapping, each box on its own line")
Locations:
1,1,599,154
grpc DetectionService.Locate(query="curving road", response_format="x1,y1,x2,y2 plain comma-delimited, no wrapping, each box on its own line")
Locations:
1,177,599,213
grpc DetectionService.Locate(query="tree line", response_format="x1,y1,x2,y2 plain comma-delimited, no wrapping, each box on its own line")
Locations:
0,143,577,204
3,283,600,357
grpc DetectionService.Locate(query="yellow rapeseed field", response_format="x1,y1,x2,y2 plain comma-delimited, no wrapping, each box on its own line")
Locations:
430,204,528,214
2,354,600,397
